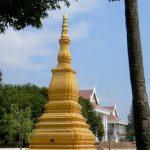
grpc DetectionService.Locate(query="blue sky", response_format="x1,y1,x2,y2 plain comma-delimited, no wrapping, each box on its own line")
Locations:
0,0,149,121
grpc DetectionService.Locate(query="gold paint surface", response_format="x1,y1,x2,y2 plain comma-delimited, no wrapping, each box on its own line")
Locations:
29,14,96,150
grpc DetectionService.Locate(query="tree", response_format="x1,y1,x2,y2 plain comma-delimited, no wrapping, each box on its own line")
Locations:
0,83,48,145
127,105,135,141
0,0,70,33
110,0,150,149
79,97,104,141
125,1,150,149
0,71,2,83
0,76,9,144
4,104,33,149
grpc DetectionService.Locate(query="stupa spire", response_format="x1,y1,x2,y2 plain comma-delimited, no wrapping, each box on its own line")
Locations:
58,13,71,66
61,13,69,38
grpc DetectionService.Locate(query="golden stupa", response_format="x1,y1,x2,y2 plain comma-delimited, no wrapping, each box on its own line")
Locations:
29,14,96,150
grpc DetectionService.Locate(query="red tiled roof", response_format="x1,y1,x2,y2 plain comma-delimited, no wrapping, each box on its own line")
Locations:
108,114,120,122
79,89,127,125
103,106,118,116
103,106,114,111
79,90,93,99
107,114,127,125
92,103,110,112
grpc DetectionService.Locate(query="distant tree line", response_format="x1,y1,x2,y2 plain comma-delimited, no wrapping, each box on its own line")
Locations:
0,71,104,147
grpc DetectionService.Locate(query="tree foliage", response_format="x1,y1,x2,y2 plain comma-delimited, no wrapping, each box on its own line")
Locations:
79,97,104,141
0,81,48,145
0,0,70,33
0,71,2,83
127,105,135,141
4,104,33,145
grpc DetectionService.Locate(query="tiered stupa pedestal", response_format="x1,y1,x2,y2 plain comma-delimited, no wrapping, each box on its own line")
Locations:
29,14,96,150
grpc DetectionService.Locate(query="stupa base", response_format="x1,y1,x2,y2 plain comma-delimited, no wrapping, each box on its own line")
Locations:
29,144,96,150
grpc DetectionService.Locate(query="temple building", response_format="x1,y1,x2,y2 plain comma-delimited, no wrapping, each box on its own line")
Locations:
29,14,96,150
104,105,127,142
79,86,127,142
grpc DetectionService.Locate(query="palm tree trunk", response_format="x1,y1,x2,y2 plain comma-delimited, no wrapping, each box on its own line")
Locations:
124,0,150,149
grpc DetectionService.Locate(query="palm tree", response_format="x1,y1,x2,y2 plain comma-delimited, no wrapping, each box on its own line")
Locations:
124,1,150,149
110,0,150,149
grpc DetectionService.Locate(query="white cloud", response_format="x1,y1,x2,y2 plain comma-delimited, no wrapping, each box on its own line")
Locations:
0,0,105,84
0,29,53,71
